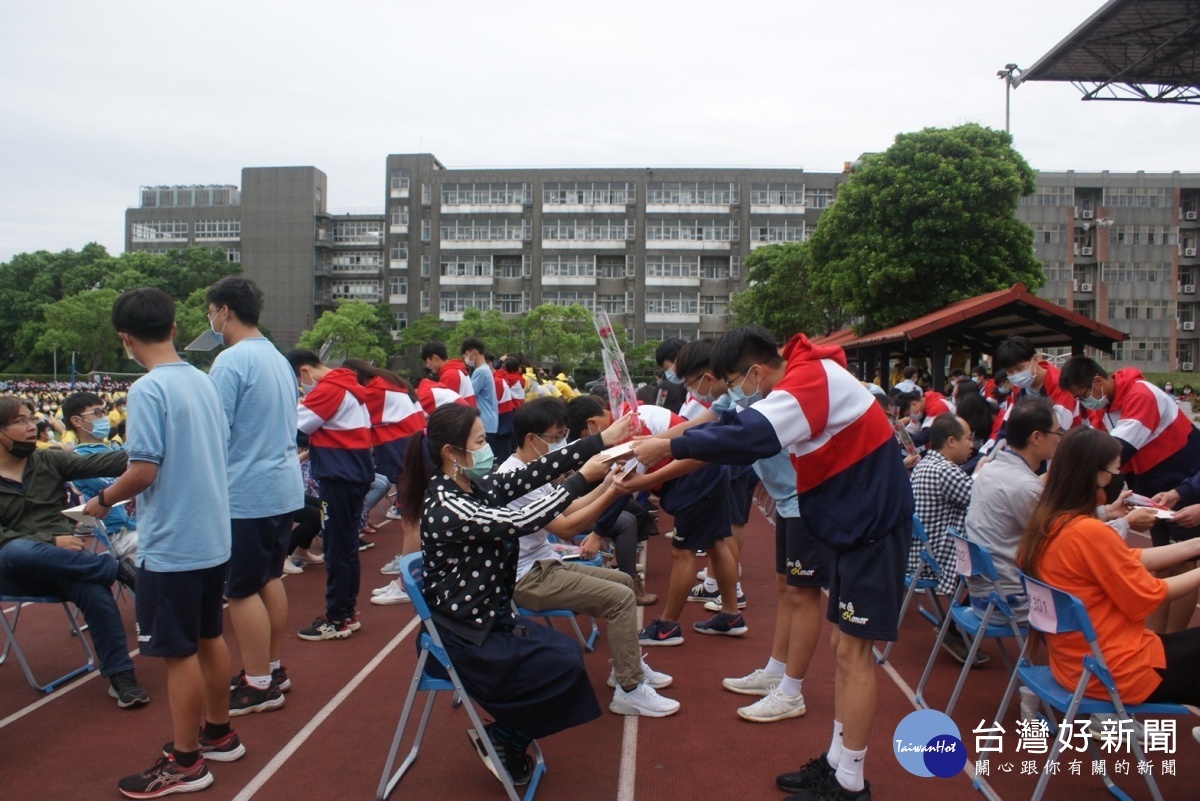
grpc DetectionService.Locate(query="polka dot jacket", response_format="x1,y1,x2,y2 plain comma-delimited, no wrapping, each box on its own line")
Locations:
421,433,603,644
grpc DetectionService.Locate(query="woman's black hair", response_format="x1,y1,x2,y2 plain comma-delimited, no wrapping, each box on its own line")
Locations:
397,404,480,525
342,358,413,396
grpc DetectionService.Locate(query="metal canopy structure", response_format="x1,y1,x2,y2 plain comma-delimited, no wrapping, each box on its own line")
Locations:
1019,0,1200,103
813,283,1127,392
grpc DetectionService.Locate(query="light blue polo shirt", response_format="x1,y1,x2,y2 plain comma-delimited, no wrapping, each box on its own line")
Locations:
125,361,231,571
208,337,305,519
471,362,499,434
712,393,800,518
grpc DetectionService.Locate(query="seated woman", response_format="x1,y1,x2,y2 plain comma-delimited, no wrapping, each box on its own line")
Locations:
398,402,634,785
1017,427,1200,708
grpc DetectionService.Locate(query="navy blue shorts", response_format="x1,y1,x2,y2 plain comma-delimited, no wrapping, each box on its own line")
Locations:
136,562,228,658
225,513,294,598
775,514,832,588
670,480,732,551
825,523,908,642
727,470,760,526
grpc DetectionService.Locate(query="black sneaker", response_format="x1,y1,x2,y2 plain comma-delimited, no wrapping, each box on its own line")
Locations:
229,666,292,693
785,779,871,801
777,754,837,793
115,557,138,592
229,677,284,716
297,615,351,641
117,754,212,799
109,670,150,708
162,729,246,763
471,723,534,786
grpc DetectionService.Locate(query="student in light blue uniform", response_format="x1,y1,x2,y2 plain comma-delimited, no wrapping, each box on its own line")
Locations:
61,392,137,557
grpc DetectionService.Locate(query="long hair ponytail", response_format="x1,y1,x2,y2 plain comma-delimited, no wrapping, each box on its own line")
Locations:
397,404,480,525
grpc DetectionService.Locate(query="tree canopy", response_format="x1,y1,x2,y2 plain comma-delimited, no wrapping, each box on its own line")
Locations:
731,242,846,340
808,123,1043,333
295,300,393,365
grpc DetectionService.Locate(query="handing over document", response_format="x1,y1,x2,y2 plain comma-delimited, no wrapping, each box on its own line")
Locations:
62,501,127,525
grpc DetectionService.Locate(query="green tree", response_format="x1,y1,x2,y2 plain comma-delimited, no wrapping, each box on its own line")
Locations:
808,123,1043,333
519,304,595,369
394,313,451,372
447,308,523,358
731,242,845,339
35,288,121,372
296,300,390,364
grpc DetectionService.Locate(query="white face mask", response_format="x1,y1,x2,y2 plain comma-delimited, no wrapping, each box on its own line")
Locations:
1008,367,1034,390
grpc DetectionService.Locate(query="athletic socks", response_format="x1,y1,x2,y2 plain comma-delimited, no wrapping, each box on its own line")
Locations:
764,656,787,676
835,745,867,793
827,720,845,768
246,673,272,690
778,675,803,697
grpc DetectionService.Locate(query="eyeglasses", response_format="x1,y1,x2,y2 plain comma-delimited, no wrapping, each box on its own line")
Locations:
4,416,34,429
537,433,567,446
1037,429,1065,437
684,375,711,396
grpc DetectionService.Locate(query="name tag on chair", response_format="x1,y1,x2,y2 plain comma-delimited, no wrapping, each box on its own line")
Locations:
1026,580,1059,633
953,537,971,577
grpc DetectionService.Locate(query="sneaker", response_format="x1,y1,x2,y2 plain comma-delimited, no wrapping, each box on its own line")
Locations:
346,612,362,632
162,729,245,763
1192,726,1200,747
940,636,990,666
372,579,401,595
695,567,708,581
468,723,534,786
606,654,673,689
722,668,781,696
738,685,806,723
282,558,303,575
693,611,748,636
370,581,411,605
358,538,375,552
230,667,290,693
229,677,284,716
115,557,138,592
380,554,404,575
117,754,212,799
385,506,405,520
109,670,150,708
663,527,676,539
297,615,351,641
609,682,681,717
777,754,837,793
686,582,721,603
703,589,748,611
638,618,684,647
291,548,324,565
785,780,871,800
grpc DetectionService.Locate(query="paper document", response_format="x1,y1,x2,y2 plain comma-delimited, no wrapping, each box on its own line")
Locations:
62,501,127,524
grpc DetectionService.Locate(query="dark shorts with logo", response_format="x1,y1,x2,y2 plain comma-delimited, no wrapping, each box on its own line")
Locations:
825,522,907,642
225,513,294,598
775,514,832,588
727,469,760,526
136,562,227,658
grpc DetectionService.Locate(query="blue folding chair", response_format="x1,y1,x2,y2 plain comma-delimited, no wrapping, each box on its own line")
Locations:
914,530,1026,716
996,571,1190,801
377,553,546,801
876,513,946,664
0,593,96,692
514,606,599,652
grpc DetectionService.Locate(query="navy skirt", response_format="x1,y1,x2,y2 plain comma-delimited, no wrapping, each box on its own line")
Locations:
432,618,600,739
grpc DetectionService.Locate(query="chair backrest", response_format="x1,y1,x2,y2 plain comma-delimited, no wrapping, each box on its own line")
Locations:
910,514,940,577
948,529,999,582
399,553,432,622
911,513,930,544
1017,570,1098,642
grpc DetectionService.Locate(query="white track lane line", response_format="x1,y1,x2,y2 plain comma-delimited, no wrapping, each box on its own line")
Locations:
616,602,647,801
231,615,420,801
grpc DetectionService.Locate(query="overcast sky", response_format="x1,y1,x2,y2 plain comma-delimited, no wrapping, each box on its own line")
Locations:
2,0,1196,262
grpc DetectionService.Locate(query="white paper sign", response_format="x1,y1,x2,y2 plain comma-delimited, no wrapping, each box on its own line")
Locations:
953,536,971,578
1025,579,1059,634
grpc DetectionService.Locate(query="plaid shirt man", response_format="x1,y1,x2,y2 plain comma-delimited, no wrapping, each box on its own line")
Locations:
908,449,973,595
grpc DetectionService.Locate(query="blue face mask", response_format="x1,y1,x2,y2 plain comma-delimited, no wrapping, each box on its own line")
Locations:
664,369,683,385
537,435,568,455
460,443,495,478
727,368,763,409
89,417,111,440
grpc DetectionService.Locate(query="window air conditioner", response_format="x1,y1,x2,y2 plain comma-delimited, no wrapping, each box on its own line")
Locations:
1186,248,1198,257
1186,322,1196,331
1187,211,1198,221
1080,283,1093,292
1186,284,1197,294
1081,247,1094,256
1183,362,1195,371
1082,210,1094,219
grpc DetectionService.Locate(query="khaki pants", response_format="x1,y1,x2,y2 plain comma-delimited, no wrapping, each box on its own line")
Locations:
514,560,641,689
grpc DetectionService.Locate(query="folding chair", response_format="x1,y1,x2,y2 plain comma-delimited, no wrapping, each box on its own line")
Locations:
377,553,546,801
876,513,946,664
514,606,599,652
914,530,1025,716
997,571,1189,801
0,593,96,692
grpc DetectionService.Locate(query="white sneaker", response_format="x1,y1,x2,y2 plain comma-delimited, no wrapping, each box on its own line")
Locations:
737,685,806,723
695,567,708,581
370,581,411,605
372,579,402,596
609,682,680,717
380,554,404,575
722,668,781,696
385,507,405,520
282,558,303,575
607,655,673,689
292,548,324,565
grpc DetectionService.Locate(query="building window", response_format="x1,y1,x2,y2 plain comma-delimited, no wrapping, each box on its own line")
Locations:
421,183,431,205
541,219,632,241
1105,299,1175,320
330,251,381,270
1100,262,1170,283
392,311,408,331
388,277,408,299
646,182,739,205
333,220,382,244
1102,187,1172,208
646,219,739,242
421,255,431,276
1111,337,1171,362
390,244,408,262
543,182,635,205
139,185,239,208
225,248,241,263
1109,225,1178,247
700,256,730,280
645,255,700,278
541,291,594,311
330,280,381,302
805,187,835,208
750,183,804,205
131,221,188,242
1041,261,1072,282
496,255,530,278
1030,224,1067,245
441,256,493,277
599,293,627,314
390,208,409,226
439,290,491,313
441,182,532,205
645,291,699,314
644,328,699,343
542,255,596,277
497,293,530,314
700,295,728,315
420,290,430,312
441,219,531,241
749,219,805,243
421,219,431,241
389,170,410,191
194,220,241,240
598,255,631,279
1019,187,1075,207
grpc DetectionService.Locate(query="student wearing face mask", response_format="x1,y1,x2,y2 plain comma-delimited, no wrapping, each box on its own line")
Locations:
461,337,504,460
652,338,688,414
1059,355,1200,635
286,349,373,641
398,402,637,785
61,392,138,559
994,335,1084,434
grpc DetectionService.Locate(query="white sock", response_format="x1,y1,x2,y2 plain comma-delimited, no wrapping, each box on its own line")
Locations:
737,562,742,577
778,675,803,697
269,660,281,672
764,656,786,676
827,720,845,768
735,581,743,596
703,577,718,592
835,745,866,793
245,673,272,690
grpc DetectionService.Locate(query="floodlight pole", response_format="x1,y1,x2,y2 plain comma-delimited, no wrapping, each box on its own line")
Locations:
997,64,1021,134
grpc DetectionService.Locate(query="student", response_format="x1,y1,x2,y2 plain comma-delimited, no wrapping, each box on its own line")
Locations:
461,337,502,458
287,350,374,640
421,341,476,406
61,392,138,559
205,277,305,715
995,335,1082,431
631,325,913,801
494,355,526,463
85,288,239,798
399,403,635,784
499,398,678,717
653,339,688,414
